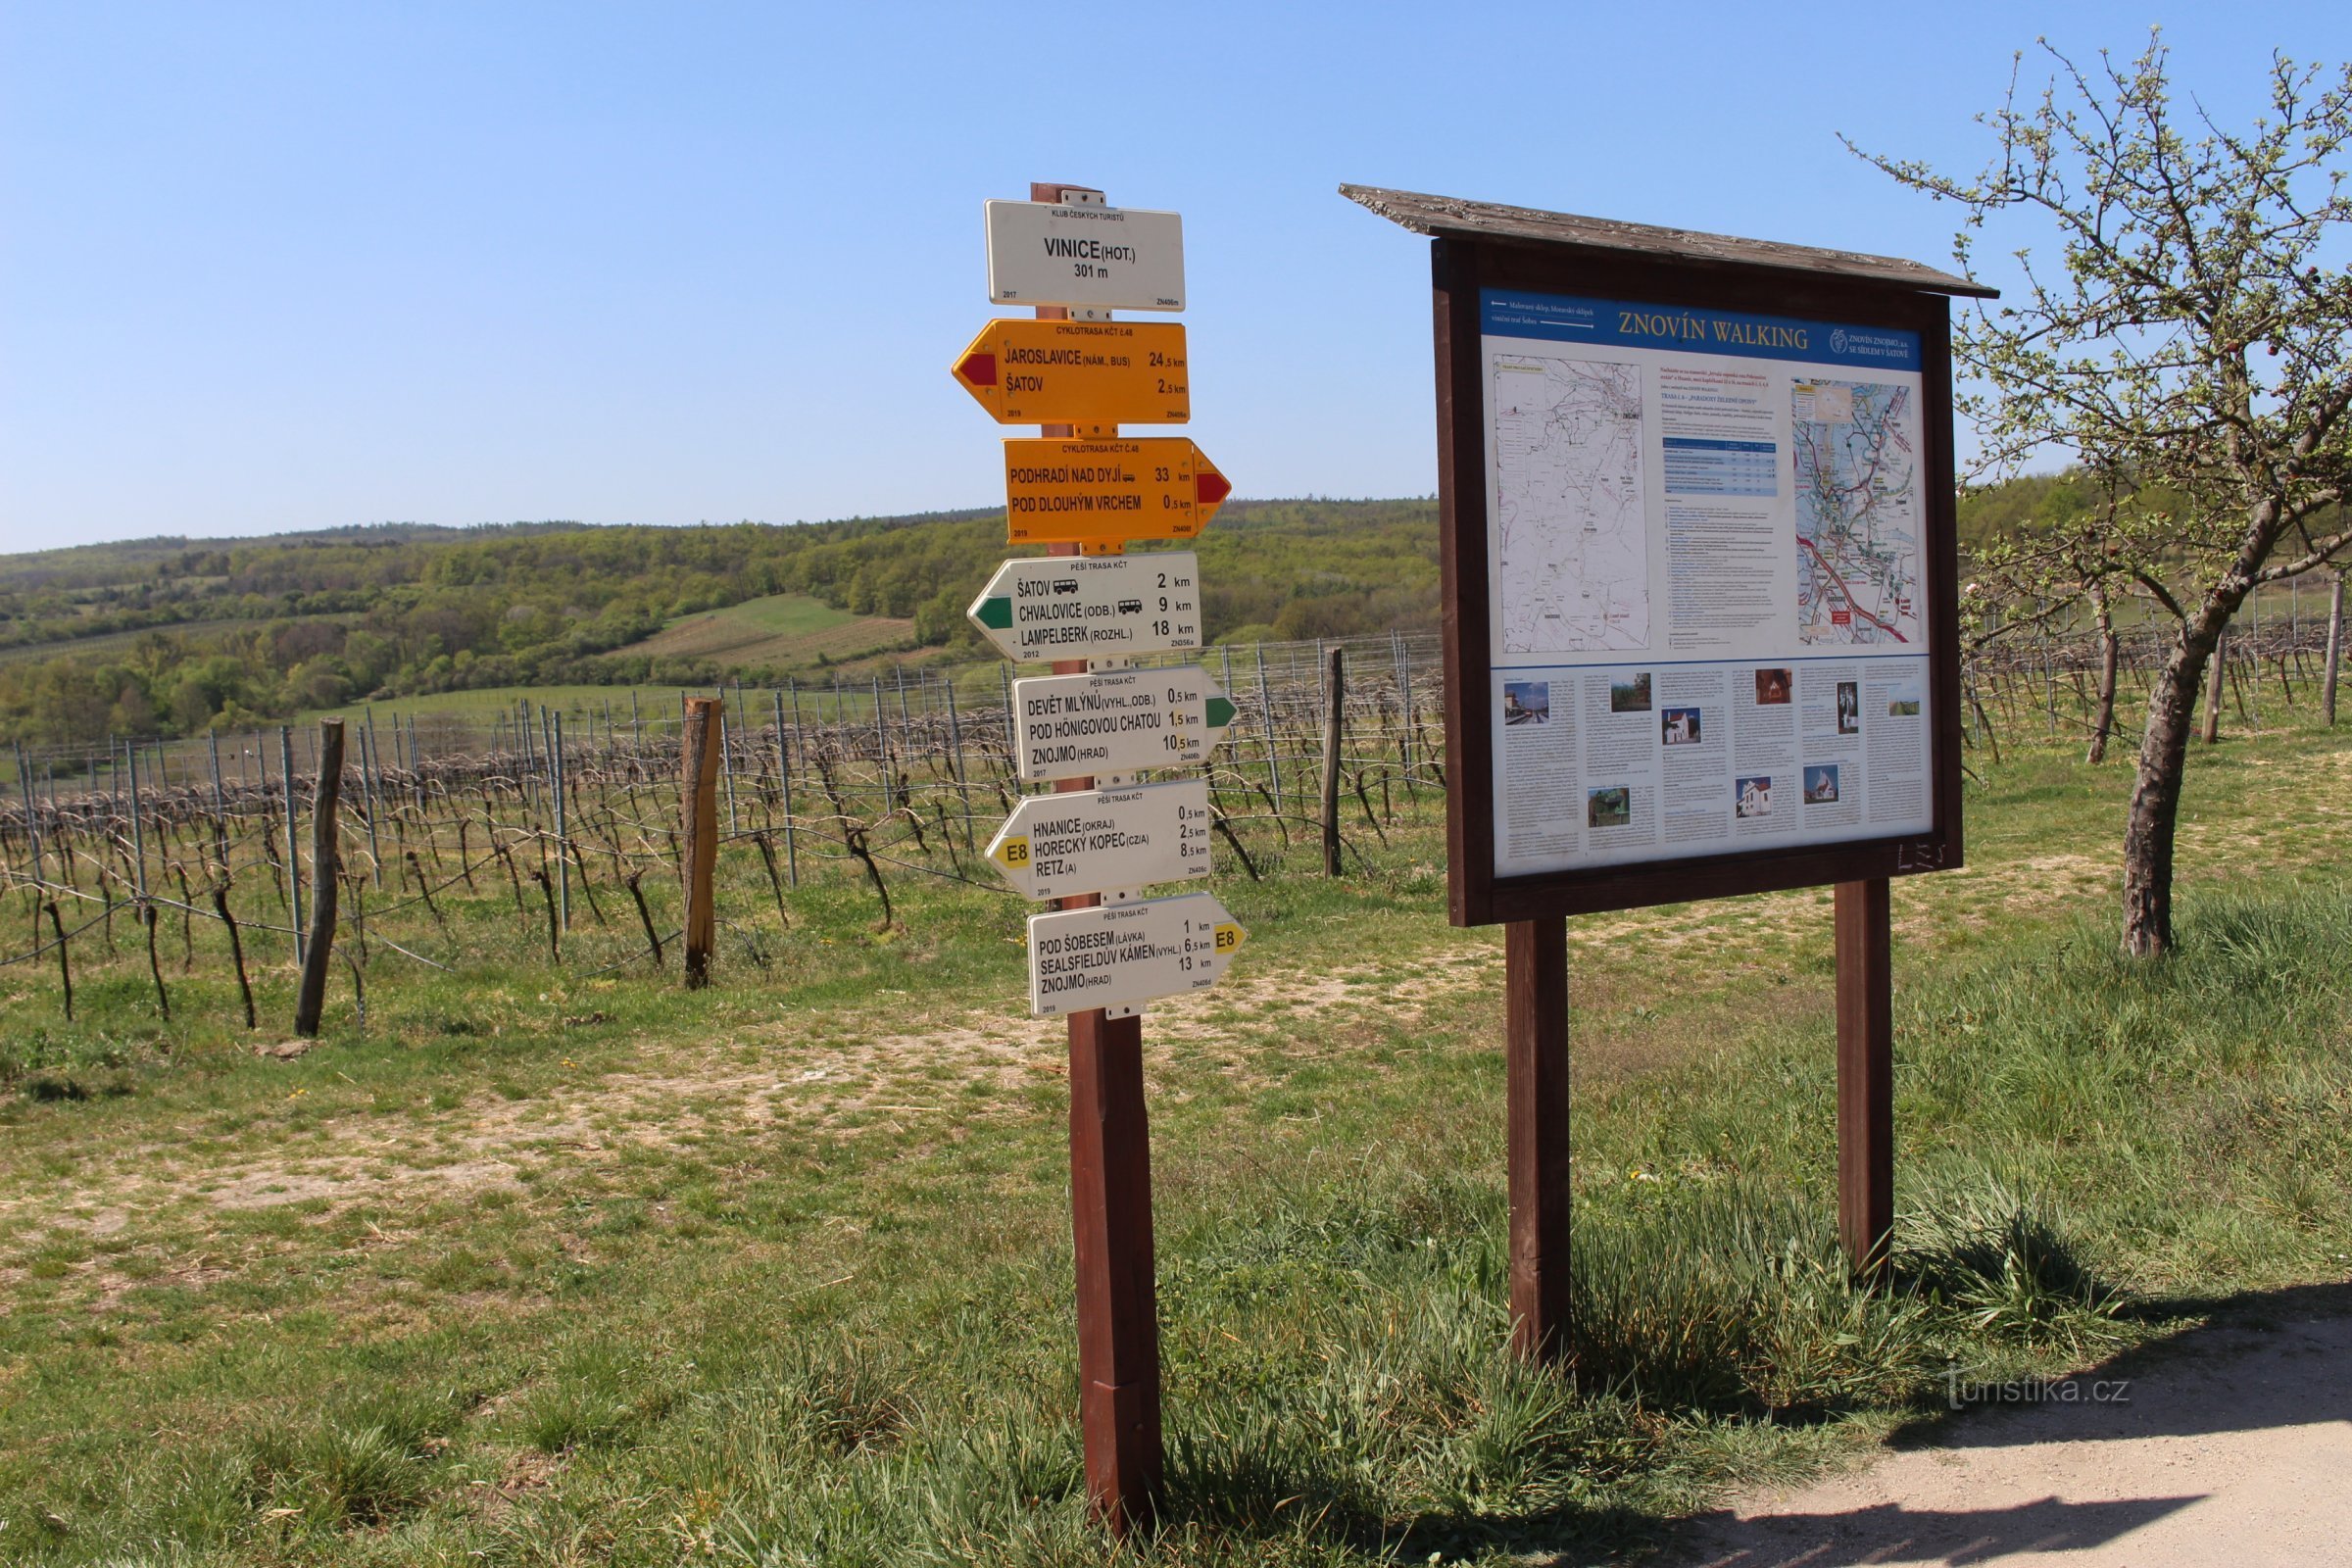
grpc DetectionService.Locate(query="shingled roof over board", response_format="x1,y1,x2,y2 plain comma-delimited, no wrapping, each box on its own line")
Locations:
1340,184,1997,299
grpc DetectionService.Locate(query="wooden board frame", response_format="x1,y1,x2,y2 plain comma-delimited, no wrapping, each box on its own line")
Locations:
1432,235,1966,925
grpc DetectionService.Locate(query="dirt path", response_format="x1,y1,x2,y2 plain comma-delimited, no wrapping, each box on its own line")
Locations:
1667,1286,2352,1567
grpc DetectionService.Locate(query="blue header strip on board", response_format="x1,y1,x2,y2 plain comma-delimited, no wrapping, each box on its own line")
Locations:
1481,289,1920,372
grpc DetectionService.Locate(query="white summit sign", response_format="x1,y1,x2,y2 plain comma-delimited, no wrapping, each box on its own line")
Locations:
967,552,1202,662
986,778,1213,903
1028,892,1245,1017
985,199,1186,312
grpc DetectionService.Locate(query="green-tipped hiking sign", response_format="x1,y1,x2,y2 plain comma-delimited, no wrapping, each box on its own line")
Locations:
1010,665,1236,783
969,551,1202,662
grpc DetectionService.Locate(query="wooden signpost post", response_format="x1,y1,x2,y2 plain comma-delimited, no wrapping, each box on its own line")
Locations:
1347,184,1988,1351
956,181,1243,1532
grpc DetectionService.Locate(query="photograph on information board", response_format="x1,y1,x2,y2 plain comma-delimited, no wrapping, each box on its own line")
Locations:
1481,289,1934,878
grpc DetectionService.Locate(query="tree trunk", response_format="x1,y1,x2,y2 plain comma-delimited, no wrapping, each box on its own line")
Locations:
2122,619,2226,957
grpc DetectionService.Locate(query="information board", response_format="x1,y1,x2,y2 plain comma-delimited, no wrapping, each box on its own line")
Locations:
1482,289,1936,878
1426,238,1965,923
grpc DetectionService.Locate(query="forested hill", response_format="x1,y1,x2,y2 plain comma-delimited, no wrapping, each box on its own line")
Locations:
0,500,1441,748
0,476,2123,749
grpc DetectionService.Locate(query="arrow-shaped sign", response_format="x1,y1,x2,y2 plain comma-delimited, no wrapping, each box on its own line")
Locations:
968,551,1201,662
1028,891,1244,1017
1012,664,1236,783
987,779,1213,903
953,319,1189,426
1004,437,1231,553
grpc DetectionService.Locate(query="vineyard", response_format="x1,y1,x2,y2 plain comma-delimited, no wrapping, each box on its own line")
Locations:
2,596,2344,1043
0,635,1450,1041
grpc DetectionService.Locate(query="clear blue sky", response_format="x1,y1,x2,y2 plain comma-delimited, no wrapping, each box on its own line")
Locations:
4,2,2344,552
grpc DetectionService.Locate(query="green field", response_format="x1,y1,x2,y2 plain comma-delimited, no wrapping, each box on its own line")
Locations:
294,683,698,731
1,716,2348,1564
619,592,914,670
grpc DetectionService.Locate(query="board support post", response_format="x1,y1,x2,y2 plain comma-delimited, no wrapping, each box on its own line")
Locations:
1835,877,1894,1276
1504,915,1572,1360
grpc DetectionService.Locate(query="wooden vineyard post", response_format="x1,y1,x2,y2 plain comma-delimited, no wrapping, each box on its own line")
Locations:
2325,570,2344,728
292,718,344,1038
1320,646,1345,876
1504,916,1571,1359
1835,877,1894,1275
2203,629,2227,744
680,696,721,989
280,726,303,961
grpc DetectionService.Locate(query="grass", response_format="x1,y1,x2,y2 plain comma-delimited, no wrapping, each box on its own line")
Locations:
0,712,2346,1563
618,592,914,668
294,683,700,728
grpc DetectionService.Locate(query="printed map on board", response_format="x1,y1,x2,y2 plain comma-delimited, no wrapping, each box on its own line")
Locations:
1492,356,1648,654
1792,378,1922,645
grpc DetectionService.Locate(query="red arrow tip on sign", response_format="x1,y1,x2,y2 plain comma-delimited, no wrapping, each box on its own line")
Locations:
1195,469,1232,507
957,351,998,388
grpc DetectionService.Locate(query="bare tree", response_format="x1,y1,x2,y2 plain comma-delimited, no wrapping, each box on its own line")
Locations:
1858,35,2352,956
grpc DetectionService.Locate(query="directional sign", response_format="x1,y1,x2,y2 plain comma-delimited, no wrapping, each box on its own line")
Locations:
1028,892,1244,1017
1004,438,1230,551
987,779,1213,903
1013,664,1236,783
968,551,1201,662
953,319,1189,426
985,200,1184,312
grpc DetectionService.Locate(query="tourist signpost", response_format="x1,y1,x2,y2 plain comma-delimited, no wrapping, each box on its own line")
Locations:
1003,436,1231,552
1028,892,1245,1017
967,551,1203,661
1009,666,1236,782
956,181,1241,1532
952,318,1190,426
1346,183,1988,1357
986,779,1215,904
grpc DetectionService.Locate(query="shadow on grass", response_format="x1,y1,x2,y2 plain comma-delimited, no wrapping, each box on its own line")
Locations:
1163,1443,1670,1568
